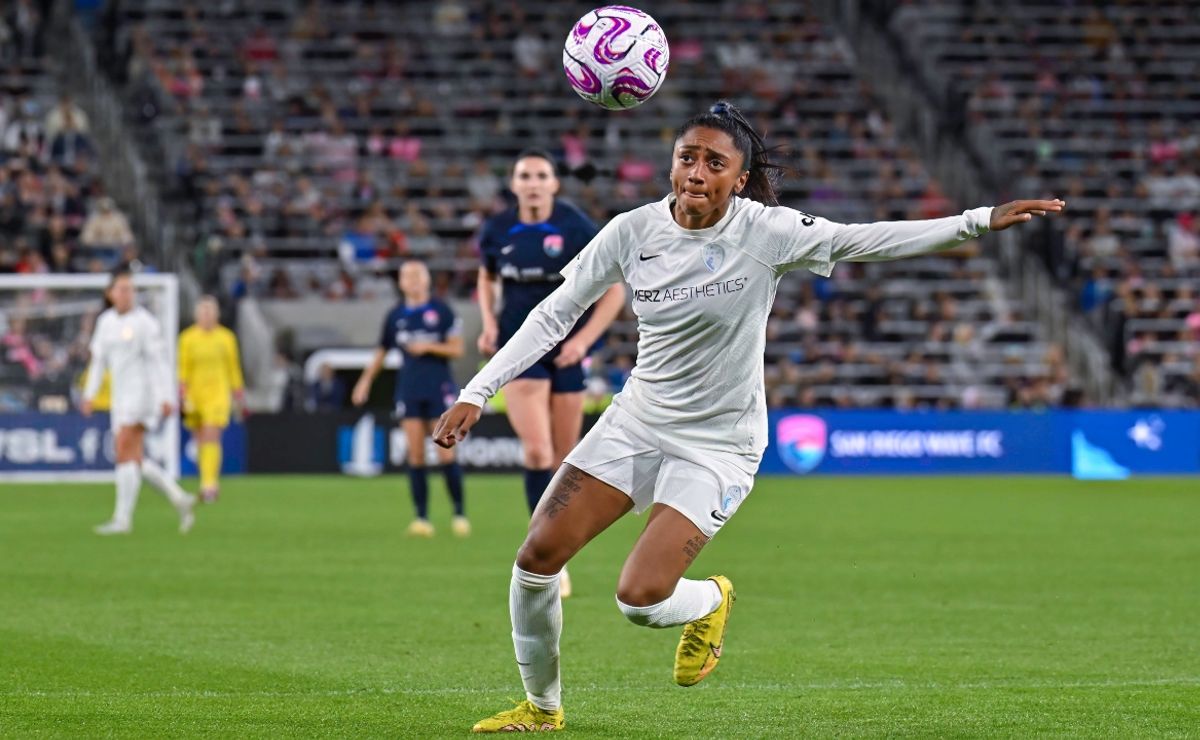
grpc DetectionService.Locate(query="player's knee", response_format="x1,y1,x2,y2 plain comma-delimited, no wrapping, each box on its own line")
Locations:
515,535,569,576
615,580,673,610
407,451,426,467
523,443,554,470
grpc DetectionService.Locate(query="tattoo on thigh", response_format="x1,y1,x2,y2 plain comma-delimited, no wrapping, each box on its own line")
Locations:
544,466,584,519
682,535,707,566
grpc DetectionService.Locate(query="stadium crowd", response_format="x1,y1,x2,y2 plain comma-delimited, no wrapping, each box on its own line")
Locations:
886,0,1200,406
9,1,1195,412
87,0,1074,410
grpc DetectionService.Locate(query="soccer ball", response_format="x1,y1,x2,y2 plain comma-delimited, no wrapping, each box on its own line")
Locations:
562,5,669,110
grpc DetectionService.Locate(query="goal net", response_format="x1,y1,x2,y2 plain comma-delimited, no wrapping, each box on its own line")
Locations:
0,273,180,481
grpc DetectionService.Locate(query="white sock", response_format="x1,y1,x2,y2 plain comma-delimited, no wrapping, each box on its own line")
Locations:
113,461,141,526
141,459,190,508
510,563,563,711
616,578,722,628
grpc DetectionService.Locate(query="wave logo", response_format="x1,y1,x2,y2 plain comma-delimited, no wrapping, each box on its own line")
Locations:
338,414,384,477
776,414,827,473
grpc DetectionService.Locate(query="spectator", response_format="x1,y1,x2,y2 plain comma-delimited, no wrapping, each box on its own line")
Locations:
1167,213,1200,273
46,108,93,169
1084,210,1121,258
403,208,441,256
2,101,42,156
43,94,89,139
615,151,655,200
432,0,469,37
8,0,41,59
513,31,546,77
267,267,299,299
79,197,134,251
466,157,501,208
307,363,346,411
242,27,279,63
388,120,421,162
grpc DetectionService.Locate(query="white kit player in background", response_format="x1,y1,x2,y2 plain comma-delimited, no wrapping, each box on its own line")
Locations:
435,101,1065,732
81,268,196,535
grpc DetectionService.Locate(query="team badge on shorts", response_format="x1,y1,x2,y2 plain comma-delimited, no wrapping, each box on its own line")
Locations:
702,244,725,272
721,484,744,514
712,484,745,524
543,234,564,258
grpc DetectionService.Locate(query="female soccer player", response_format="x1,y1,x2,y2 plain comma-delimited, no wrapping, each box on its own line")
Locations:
478,149,626,596
179,295,244,503
353,260,468,537
478,152,626,507
82,267,196,535
436,101,1065,732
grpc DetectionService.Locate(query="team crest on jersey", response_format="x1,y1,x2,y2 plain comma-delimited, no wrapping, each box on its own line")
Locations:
422,309,440,328
543,234,564,258
702,244,725,272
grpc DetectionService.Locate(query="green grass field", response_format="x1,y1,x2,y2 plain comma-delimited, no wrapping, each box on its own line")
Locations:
2,474,1198,738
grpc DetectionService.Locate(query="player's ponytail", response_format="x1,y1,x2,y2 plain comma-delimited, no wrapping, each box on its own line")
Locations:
676,100,787,206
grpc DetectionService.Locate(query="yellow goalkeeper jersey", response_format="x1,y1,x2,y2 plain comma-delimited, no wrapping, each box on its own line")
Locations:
178,325,244,405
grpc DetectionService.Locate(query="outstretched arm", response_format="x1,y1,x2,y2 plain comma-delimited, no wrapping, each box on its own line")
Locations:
775,200,1066,274
829,200,1065,263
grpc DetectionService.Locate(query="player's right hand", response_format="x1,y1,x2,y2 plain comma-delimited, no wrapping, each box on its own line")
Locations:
80,399,93,417
351,380,370,407
433,402,482,449
477,324,498,356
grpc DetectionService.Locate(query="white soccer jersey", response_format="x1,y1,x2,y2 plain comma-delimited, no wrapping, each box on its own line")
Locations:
460,195,993,462
83,306,173,424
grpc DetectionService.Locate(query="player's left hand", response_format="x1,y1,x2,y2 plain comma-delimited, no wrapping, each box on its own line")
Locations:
554,337,589,367
405,341,431,356
990,199,1066,231
160,401,174,419
433,402,482,449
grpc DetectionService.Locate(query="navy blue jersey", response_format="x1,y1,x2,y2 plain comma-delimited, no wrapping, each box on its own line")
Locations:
479,200,600,354
379,299,460,401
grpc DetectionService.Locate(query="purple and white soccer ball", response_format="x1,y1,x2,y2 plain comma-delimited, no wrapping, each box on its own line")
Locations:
562,5,669,110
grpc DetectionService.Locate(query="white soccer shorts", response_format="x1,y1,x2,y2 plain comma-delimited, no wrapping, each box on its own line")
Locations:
563,403,758,538
109,401,160,432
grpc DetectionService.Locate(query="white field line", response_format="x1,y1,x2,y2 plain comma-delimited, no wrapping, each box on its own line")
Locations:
5,677,1199,699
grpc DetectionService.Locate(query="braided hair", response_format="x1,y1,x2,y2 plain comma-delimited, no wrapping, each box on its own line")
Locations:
675,100,786,206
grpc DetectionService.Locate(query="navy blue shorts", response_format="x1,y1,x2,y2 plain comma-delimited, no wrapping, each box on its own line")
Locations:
515,357,586,393
395,396,450,420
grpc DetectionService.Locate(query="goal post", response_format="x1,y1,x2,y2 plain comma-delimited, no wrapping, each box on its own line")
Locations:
0,273,180,482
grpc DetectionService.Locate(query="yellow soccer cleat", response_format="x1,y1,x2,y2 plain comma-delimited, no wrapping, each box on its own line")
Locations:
452,516,471,537
674,575,735,687
406,519,435,538
472,699,564,733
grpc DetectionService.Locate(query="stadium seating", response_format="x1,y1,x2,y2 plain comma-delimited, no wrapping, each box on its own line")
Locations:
886,0,1200,406
0,5,144,412
96,0,1065,409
